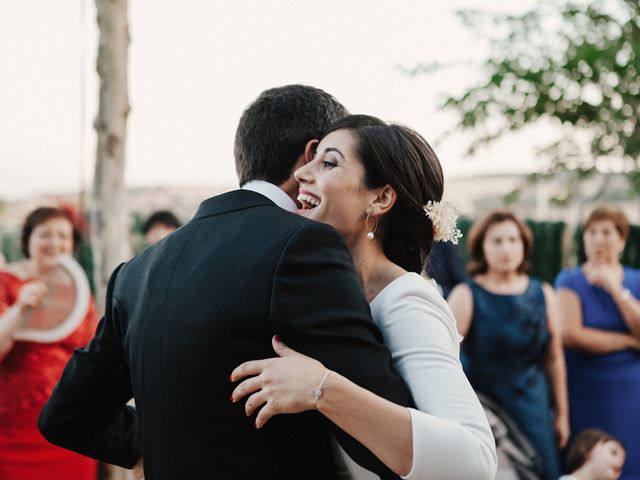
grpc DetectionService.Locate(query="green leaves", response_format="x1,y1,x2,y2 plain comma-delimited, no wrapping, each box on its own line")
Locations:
420,0,640,194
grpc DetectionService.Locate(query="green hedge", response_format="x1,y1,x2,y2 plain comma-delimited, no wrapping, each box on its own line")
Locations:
526,221,566,284
1,229,22,262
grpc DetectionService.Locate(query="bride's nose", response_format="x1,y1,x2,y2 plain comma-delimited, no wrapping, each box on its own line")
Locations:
294,163,313,184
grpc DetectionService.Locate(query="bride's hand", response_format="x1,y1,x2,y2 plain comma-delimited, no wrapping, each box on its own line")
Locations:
230,335,329,428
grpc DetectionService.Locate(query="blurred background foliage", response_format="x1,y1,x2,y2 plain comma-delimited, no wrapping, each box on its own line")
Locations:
410,0,640,201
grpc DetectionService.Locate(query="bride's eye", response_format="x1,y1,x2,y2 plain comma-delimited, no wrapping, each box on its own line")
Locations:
323,160,338,169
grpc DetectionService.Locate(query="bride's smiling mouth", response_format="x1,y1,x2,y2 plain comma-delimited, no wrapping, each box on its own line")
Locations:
297,191,321,210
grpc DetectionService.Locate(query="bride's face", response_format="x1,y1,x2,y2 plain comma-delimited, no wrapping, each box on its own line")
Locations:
294,129,373,241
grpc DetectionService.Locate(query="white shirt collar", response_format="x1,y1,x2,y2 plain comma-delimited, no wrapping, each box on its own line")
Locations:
241,180,297,212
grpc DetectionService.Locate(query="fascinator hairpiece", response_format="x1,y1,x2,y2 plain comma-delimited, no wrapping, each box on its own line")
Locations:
423,201,463,245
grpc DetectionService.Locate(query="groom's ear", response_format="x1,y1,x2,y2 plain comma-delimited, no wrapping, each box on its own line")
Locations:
303,139,319,164
280,155,307,198
372,185,397,216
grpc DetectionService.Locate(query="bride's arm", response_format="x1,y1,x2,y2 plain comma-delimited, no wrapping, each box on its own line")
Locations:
232,280,497,479
231,337,413,476
371,279,496,480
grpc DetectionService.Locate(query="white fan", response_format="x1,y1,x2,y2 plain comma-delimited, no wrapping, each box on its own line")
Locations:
14,255,91,343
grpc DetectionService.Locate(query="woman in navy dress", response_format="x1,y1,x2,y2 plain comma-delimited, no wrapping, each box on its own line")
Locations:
555,206,640,480
449,210,569,480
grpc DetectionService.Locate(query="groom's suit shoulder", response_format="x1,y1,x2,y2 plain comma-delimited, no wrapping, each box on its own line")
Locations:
185,189,350,251
114,188,352,294
188,189,323,227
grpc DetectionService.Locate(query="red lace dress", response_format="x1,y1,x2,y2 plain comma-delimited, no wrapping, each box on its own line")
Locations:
0,271,98,480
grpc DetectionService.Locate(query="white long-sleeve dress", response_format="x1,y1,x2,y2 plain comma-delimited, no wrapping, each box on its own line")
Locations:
342,272,497,480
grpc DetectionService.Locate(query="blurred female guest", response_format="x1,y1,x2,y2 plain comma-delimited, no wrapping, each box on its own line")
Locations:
448,210,569,480
555,206,640,480
0,207,97,480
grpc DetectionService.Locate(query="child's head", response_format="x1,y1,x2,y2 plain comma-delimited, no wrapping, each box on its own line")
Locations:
567,429,626,480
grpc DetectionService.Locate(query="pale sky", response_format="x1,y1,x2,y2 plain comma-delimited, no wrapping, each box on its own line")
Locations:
0,0,542,201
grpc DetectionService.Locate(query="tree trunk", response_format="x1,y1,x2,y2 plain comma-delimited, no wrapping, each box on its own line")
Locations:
92,0,131,312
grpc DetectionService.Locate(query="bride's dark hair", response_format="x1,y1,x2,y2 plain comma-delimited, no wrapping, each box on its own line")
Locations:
325,115,444,273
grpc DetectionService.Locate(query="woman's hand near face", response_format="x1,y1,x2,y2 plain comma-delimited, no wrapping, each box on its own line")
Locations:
16,281,48,311
230,336,328,428
0,281,48,360
582,264,622,295
583,264,640,337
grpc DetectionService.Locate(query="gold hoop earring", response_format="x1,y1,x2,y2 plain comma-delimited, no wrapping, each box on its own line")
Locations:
365,211,378,240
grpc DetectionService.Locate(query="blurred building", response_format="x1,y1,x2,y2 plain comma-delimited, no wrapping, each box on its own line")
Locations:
444,172,638,225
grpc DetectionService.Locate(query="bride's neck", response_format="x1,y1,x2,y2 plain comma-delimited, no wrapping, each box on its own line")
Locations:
349,238,404,303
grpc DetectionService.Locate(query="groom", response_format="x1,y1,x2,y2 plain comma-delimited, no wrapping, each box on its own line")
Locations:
39,85,412,479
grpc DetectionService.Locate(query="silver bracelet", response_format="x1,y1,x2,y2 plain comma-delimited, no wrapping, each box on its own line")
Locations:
313,370,332,400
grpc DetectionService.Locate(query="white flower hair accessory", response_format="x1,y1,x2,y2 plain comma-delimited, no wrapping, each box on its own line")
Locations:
423,201,463,245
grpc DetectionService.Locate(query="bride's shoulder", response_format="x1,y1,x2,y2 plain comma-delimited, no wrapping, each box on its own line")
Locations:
399,272,445,299
382,273,451,314
378,272,461,343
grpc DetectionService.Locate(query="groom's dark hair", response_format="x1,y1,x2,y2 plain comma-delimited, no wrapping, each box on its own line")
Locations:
234,85,348,187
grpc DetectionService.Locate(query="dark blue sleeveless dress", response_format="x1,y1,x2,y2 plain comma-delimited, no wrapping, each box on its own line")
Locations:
461,278,559,480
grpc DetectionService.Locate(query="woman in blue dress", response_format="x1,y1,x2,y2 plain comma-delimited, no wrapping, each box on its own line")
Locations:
555,206,640,480
449,210,569,480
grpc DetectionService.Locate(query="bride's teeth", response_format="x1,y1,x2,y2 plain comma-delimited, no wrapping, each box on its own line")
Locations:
297,193,320,206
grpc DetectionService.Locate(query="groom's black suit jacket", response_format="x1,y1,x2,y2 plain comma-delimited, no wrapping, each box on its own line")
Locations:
39,190,412,479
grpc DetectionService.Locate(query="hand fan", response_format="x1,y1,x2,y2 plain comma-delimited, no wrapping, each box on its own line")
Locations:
14,255,90,343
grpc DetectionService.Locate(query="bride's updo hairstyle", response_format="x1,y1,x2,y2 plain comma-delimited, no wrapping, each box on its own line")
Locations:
325,115,444,273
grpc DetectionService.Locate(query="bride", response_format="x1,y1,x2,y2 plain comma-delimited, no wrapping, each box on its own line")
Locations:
231,115,497,479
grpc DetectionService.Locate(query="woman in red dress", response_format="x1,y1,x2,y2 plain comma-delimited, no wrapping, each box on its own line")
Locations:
0,207,98,480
